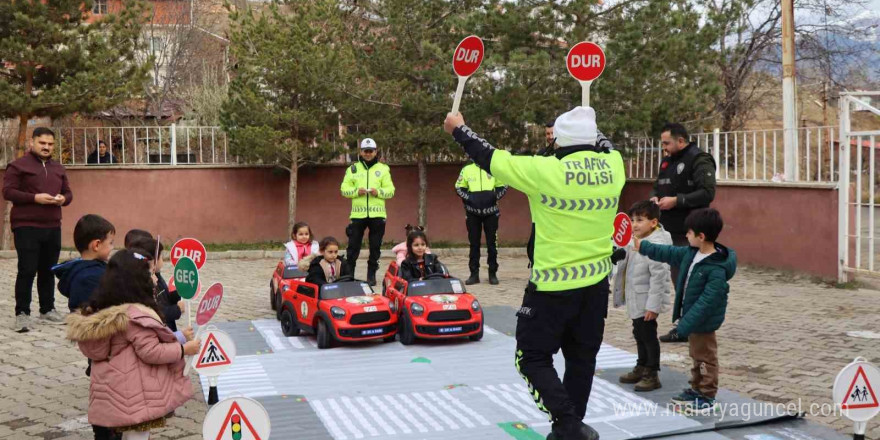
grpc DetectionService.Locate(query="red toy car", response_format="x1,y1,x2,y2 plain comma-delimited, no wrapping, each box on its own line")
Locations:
278,275,399,349
270,262,307,319
384,268,484,345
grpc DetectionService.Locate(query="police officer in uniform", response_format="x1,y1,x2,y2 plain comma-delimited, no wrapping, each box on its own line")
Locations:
455,161,508,285
340,138,395,286
445,107,625,440
651,123,716,343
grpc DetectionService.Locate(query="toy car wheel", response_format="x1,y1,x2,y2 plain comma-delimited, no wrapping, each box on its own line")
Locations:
280,309,300,337
469,315,484,342
317,319,333,349
275,294,283,320
398,310,416,345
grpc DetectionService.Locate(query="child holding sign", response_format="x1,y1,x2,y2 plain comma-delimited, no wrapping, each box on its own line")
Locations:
612,201,672,392
66,249,201,439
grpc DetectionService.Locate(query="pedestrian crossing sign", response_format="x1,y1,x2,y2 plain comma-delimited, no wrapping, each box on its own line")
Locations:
833,359,880,422
193,330,236,377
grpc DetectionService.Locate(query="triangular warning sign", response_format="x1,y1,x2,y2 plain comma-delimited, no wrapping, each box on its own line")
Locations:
215,401,262,440
841,365,879,410
196,333,232,369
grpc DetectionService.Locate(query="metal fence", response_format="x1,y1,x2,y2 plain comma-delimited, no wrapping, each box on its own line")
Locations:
622,126,842,183
39,125,231,166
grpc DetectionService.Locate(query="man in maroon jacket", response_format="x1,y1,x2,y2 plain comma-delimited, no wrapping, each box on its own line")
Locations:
3,127,73,332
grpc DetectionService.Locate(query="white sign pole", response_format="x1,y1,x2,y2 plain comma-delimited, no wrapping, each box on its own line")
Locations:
185,299,192,328
581,80,592,108
451,76,468,114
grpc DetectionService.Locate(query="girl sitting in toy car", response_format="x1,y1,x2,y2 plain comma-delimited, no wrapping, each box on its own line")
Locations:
399,230,448,282
306,236,352,286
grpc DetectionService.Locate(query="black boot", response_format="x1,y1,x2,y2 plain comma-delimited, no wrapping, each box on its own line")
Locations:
465,273,480,285
488,270,499,285
367,271,377,287
547,420,600,440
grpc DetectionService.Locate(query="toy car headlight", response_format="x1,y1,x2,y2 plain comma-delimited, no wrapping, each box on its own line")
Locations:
410,303,424,317
330,306,346,320
471,300,481,311
389,301,397,313
281,285,290,292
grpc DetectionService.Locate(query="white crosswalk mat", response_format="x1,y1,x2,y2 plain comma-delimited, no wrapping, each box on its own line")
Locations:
311,390,492,440
199,355,278,400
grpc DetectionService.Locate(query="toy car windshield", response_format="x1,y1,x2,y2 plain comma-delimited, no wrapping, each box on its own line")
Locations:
283,266,308,279
406,278,466,297
320,282,374,300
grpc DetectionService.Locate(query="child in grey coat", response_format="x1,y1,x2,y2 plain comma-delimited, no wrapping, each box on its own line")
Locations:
612,200,672,391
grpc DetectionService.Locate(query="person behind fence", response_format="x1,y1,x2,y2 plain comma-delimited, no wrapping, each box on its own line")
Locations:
392,224,430,265
306,237,352,286
633,208,735,415
612,201,671,392
3,127,73,333
650,122,717,343
399,230,447,282
340,138,395,286
66,249,201,440
455,160,508,285
87,140,117,164
445,105,625,440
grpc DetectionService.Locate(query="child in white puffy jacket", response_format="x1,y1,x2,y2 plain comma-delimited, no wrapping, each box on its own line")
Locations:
612,200,672,392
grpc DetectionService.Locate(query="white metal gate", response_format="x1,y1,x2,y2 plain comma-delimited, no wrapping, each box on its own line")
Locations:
838,91,880,282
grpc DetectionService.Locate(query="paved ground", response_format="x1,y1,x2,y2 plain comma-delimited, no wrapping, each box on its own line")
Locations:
0,255,878,439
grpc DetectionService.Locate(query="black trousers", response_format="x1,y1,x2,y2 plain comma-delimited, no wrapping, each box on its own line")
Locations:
465,212,499,274
92,425,120,440
633,318,660,371
13,227,61,316
345,217,386,276
515,277,609,424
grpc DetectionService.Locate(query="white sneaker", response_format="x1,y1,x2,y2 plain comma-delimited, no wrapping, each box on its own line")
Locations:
40,310,65,324
14,314,30,333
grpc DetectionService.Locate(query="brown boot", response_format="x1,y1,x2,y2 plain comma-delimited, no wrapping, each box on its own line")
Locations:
634,371,662,392
619,366,648,384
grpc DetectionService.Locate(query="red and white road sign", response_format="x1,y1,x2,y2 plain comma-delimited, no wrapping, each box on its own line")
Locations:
833,359,880,422
196,283,223,326
203,397,271,440
453,36,484,78
613,213,633,247
193,330,236,377
170,238,207,269
566,42,606,82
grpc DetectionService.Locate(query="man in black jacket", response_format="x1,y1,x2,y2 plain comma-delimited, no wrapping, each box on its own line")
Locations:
651,122,717,342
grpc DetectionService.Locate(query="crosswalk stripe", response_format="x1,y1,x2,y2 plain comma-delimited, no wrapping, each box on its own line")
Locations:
312,400,349,440
384,395,427,433
328,398,364,439
397,393,444,431
440,390,491,426
474,386,532,421
369,396,411,434
340,396,379,437
413,392,459,430
425,391,474,428
355,396,395,436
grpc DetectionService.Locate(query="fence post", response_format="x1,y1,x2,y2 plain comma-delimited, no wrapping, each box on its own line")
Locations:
170,123,177,166
713,128,720,176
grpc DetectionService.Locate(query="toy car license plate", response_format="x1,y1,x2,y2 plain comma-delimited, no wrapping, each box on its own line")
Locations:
442,304,457,310
438,326,463,334
364,306,378,312
361,328,383,336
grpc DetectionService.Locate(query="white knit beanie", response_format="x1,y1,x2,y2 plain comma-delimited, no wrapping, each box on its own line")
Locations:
553,106,598,147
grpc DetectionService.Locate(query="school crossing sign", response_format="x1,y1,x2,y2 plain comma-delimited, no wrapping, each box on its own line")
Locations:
203,397,271,440
833,358,880,422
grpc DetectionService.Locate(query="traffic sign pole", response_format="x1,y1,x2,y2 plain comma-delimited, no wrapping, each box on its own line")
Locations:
185,300,192,329
208,376,219,406
451,76,468,115
581,80,592,108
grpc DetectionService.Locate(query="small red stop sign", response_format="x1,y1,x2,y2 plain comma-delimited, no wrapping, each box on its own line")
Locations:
453,36,484,77
613,212,633,247
170,238,207,269
566,42,606,82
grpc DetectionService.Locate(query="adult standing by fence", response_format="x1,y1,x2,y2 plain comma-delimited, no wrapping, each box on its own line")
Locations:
651,122,717,343
3,127,73,332
340,138,395,286
455,161,508,285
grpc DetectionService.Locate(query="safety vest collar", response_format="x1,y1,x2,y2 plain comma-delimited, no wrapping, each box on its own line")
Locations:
553,144,608,160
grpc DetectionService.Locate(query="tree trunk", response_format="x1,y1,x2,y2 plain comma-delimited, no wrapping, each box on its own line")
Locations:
1,202,11,251
288,145,299,236
417,156,427,228
17,70,33,156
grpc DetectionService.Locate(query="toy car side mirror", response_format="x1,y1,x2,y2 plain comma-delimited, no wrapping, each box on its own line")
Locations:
296,285,316,297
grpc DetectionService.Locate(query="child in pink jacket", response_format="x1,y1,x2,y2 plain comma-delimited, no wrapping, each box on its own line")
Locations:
393,224,431,265
67,249,201,440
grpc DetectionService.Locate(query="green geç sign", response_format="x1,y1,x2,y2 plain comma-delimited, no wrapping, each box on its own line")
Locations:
174,256,200,300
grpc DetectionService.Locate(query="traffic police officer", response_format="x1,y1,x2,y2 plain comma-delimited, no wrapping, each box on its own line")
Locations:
340,138,395,286
455,161,508,285
445,107,625,440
